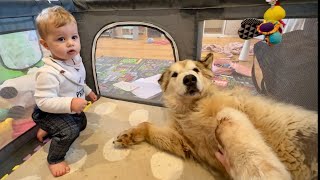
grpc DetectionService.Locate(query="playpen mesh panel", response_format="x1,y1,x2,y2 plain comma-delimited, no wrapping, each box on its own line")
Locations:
0,19,41,150
96,56,173,106
253,18,318,111
0,84,37,149
0,30,42,70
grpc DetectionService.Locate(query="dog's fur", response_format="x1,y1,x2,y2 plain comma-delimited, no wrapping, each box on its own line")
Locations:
215,107,291,180
114,53,318,180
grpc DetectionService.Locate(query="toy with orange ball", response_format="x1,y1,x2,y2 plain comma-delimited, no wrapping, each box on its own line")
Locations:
257,0,286,46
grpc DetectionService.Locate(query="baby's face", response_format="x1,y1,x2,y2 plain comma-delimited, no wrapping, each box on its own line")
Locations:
43,22,81,61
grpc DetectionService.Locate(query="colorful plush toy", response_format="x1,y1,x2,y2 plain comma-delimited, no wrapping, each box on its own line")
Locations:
238,0,286,46
257,0,286,45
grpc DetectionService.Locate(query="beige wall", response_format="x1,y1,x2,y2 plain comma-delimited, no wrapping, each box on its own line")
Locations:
223,20,242,35
204,20,242,36
204,20,224,28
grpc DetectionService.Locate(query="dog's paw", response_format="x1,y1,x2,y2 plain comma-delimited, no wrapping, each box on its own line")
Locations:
216,107,252,128
215,117,233,137
113,129,136,148
113,124,147,148
215,107,256,146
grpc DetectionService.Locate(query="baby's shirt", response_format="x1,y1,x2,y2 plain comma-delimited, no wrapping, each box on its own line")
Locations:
34,54,92,114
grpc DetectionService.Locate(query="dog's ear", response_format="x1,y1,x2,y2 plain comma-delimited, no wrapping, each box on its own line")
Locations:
199,53,214,69
158,73,164,85
158,70,170,91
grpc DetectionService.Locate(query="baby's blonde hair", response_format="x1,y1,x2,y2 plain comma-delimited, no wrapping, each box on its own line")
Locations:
36,6,76,39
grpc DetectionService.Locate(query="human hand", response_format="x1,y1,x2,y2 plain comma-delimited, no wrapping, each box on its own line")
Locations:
71,98,88,113
215,144,231,174
87,91,98,103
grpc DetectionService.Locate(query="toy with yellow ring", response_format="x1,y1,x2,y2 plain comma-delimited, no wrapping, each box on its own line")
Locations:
257,22,282,45
258,0,286,46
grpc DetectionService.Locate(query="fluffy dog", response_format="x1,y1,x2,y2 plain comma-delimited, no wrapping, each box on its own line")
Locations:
114,53,318,180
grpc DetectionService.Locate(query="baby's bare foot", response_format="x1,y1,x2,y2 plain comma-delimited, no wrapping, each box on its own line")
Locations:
48,161,70,177
37,128,48,142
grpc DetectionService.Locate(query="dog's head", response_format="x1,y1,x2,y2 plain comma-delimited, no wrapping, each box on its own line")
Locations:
158,53,214,99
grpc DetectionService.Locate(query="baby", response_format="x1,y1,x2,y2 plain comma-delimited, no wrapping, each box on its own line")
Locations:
32,6,97,177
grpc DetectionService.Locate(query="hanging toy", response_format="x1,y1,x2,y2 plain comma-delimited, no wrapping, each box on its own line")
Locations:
257,0,286,46
238,18,263,40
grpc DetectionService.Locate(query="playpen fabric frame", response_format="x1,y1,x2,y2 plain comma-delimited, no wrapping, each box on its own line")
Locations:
71,0,318,95
0,0,317,172
0,0,318,95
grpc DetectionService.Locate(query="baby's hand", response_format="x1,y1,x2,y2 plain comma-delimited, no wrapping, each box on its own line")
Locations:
71,98,88,113
87,91,98,102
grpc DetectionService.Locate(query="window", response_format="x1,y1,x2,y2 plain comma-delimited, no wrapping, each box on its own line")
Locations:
93,23,177,106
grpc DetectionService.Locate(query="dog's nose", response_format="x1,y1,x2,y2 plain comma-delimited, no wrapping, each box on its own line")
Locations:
183,74,197,86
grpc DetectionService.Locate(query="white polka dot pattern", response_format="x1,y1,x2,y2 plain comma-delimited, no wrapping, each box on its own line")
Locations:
94,102,117,115
103,138,130,161
150,152,184,180
128,109,149,126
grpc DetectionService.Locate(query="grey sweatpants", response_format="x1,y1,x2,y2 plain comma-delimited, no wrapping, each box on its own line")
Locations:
32,107,87,164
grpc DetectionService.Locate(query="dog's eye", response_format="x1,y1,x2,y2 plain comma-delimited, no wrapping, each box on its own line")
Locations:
171,72,178,77
193,68,199,73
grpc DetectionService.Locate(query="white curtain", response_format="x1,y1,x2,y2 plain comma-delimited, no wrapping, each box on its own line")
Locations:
282,18,306,33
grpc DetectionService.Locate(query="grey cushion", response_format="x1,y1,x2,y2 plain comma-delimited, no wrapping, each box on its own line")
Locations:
253,18,318,111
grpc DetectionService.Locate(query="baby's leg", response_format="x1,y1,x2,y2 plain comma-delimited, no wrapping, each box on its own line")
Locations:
36,113,83,177
73,112,87,131
32,107,49,142
36,128,48,142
